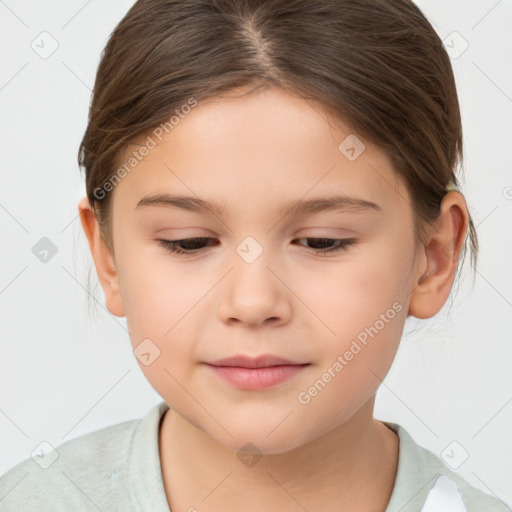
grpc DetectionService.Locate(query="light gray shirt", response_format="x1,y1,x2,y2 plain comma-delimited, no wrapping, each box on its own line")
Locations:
0,401,510,511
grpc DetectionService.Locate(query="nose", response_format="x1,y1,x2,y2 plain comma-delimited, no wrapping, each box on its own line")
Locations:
217,246,291,328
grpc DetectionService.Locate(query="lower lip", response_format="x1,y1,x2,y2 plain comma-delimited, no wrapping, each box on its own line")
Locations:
205,364,309,390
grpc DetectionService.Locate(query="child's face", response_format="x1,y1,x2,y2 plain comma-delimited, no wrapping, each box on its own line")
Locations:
97,87,427,453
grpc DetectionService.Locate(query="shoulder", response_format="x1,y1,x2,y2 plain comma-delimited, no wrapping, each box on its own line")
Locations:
384,422,512,512
0,402,168,511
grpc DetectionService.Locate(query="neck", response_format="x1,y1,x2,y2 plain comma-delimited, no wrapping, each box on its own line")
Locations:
158,398,399,512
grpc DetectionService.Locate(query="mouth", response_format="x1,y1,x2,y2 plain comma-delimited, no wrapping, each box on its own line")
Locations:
204,354,310,390
206,354,308,368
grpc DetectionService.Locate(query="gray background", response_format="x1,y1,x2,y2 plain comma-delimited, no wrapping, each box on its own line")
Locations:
1,0,511,506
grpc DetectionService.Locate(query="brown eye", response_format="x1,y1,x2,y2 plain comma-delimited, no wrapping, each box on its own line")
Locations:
157,237,217,254
156,237,357,257
294,237,357,254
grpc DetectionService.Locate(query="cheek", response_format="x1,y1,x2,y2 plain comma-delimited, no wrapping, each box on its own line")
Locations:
115,248,231,397
294,261,408,425
118,264,202,401
115,249,195,365
117,242,206,332
292,242,411,402
296,246,411,345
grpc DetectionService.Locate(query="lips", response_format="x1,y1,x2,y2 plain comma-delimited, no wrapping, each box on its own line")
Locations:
206,354,306,368
204,354,310,390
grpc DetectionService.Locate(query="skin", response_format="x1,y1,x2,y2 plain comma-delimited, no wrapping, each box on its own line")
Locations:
78,87,468,511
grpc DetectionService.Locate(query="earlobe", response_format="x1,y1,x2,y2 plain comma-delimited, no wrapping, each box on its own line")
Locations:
408,192,468,319
77,196,126,318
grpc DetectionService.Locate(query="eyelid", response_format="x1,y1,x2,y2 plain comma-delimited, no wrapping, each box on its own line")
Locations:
156,236,358,257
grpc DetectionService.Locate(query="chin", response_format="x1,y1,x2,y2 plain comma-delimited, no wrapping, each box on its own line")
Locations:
210,424,313,457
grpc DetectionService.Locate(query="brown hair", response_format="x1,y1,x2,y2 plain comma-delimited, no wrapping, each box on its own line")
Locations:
78,0,478,296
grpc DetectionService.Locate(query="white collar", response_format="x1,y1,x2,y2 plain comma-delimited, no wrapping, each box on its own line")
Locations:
420,475,468,512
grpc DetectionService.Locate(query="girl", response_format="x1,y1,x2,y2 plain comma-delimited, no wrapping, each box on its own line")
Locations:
0,1,509,511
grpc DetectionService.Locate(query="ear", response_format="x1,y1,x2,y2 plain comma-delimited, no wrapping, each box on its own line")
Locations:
408,191,469,319
78,196,125,317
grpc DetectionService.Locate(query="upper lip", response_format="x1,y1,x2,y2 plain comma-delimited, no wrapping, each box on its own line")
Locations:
206,355,308,368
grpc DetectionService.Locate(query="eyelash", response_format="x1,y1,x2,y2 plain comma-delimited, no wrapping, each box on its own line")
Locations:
156,237,357,256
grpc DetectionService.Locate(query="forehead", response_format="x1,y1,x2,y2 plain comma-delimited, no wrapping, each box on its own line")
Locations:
111,87,410,219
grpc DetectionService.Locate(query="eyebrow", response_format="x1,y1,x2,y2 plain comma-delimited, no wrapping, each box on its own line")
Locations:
135,193,382,217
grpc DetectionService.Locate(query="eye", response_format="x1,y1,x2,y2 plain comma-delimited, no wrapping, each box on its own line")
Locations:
293,237,357,255
157,237,217,254
157,237,357,256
